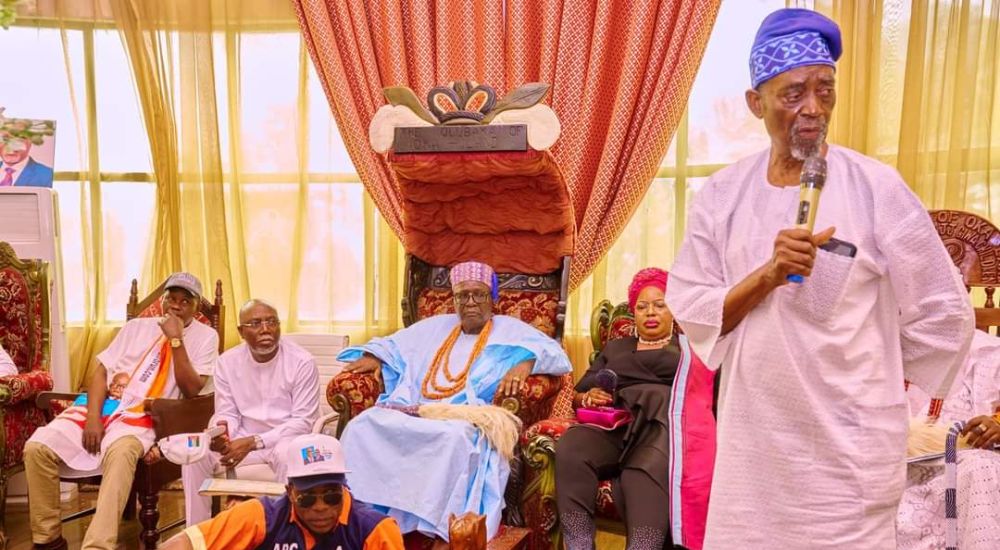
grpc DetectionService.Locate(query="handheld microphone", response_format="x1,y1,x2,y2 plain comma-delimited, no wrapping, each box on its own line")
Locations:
596,369,618,403
787,155,827,283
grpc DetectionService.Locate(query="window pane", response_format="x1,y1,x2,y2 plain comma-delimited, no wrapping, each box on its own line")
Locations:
297,183,365,321
94,30,152,173
0,28,87,172
54,181,85,322
101,182,156,320
239,34,301,173
240,182,302,315
307,60,355,174
685,0,783,165
604,178,677,301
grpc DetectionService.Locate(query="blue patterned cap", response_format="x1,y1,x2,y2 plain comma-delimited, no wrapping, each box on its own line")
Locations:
750,9,842,89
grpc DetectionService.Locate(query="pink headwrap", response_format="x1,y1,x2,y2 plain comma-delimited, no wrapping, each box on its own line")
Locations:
449,260,499,300
628,267,668,311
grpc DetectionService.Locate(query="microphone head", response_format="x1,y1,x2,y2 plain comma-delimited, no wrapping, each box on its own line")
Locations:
801,156,827,190
596,369,618,393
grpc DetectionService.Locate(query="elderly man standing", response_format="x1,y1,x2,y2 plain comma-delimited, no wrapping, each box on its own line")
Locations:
665,9,974,549
182,299,320,525
339,260,571,541
25,272,219,550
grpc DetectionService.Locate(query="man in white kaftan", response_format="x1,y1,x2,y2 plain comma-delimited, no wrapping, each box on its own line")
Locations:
338,261,572,541
665,9,975,549
897,329,1000,550
182,299,320,525
25,272,218,550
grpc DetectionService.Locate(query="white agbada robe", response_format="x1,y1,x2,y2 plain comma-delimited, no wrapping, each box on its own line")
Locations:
182,339,320,524
666,145,975,549
0,343,16,377
29,317,218,471
897,330,1000,550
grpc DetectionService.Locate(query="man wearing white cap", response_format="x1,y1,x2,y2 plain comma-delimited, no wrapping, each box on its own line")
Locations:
160,433,404,550
24,272,219,550
181,299,321,526
339,260,572,541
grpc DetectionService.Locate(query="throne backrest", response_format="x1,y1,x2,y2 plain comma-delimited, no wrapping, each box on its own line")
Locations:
0,241,50,374
402,255,570,341
589,300,634,364
127,277,226,353
930,210,1000,334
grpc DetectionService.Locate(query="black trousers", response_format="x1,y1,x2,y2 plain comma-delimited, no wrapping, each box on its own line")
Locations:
554,424,671,540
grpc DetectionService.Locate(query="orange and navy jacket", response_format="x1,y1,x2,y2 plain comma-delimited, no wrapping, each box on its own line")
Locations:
182,489,403,550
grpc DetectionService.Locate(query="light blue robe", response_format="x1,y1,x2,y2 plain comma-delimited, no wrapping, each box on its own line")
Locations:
338,314,571,540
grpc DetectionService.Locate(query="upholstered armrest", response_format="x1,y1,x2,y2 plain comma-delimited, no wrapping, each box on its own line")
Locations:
0,370,54,407
493,374,564,429
520,417,576,467
326,372,384,437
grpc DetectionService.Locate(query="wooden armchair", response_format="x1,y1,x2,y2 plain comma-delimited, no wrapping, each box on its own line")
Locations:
35,277,224,548
930,209,1000,333
0,242,53,549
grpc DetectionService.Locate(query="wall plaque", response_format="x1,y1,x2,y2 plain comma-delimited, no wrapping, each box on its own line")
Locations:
393,124,528,153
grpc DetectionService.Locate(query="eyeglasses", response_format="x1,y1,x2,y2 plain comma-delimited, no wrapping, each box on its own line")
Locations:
634,300,668,313
240,318,280,330
294,490,343,508
454,291,490,304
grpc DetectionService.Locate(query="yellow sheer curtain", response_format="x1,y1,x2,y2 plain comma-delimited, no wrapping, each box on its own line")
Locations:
34,0,406,387
814,0,1000,220
38,0,122,390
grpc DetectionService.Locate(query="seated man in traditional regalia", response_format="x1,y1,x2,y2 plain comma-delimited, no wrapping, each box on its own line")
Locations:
24,272,219,550
897,328,1000,550
339,260,572,541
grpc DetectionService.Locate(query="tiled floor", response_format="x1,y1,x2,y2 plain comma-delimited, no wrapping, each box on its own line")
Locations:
4,487,186,550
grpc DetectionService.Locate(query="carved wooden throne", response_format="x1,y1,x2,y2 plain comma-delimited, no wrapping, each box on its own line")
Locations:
930,209,1000,333
327,81,576,548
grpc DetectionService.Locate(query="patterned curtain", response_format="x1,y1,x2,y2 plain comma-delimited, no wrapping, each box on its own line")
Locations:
293,0,720,288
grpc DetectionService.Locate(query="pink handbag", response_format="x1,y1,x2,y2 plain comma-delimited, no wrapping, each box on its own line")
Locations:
575,406,633,430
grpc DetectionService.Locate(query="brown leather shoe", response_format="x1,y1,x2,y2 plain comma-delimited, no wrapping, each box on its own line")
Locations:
33,537,68,550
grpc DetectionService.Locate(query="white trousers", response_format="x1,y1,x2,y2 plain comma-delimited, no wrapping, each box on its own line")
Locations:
181,438,292,525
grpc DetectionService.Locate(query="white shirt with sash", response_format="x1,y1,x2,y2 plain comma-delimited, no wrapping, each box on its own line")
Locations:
29,317,218,471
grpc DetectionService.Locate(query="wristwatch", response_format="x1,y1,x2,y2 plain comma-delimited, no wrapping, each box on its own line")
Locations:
253,435,264,450
169,337,183,349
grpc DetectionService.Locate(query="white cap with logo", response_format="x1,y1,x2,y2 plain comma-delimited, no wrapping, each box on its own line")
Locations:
286,433,350,491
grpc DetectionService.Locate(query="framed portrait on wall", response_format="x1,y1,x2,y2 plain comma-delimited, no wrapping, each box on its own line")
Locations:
0,109,56,188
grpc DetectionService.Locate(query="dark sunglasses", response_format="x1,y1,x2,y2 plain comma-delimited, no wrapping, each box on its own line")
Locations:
295,490,343,508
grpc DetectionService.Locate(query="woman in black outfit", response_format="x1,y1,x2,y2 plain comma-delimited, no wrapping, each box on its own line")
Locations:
556,267,713,550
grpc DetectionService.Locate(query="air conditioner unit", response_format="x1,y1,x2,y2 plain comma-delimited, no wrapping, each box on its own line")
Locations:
0,187,69,391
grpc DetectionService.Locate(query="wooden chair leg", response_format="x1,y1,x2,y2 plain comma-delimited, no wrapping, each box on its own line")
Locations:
140,489,160,549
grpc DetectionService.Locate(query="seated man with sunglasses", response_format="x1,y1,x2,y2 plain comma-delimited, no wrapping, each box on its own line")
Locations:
181,299,321,526
339,260,572,541
162,433,404,549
